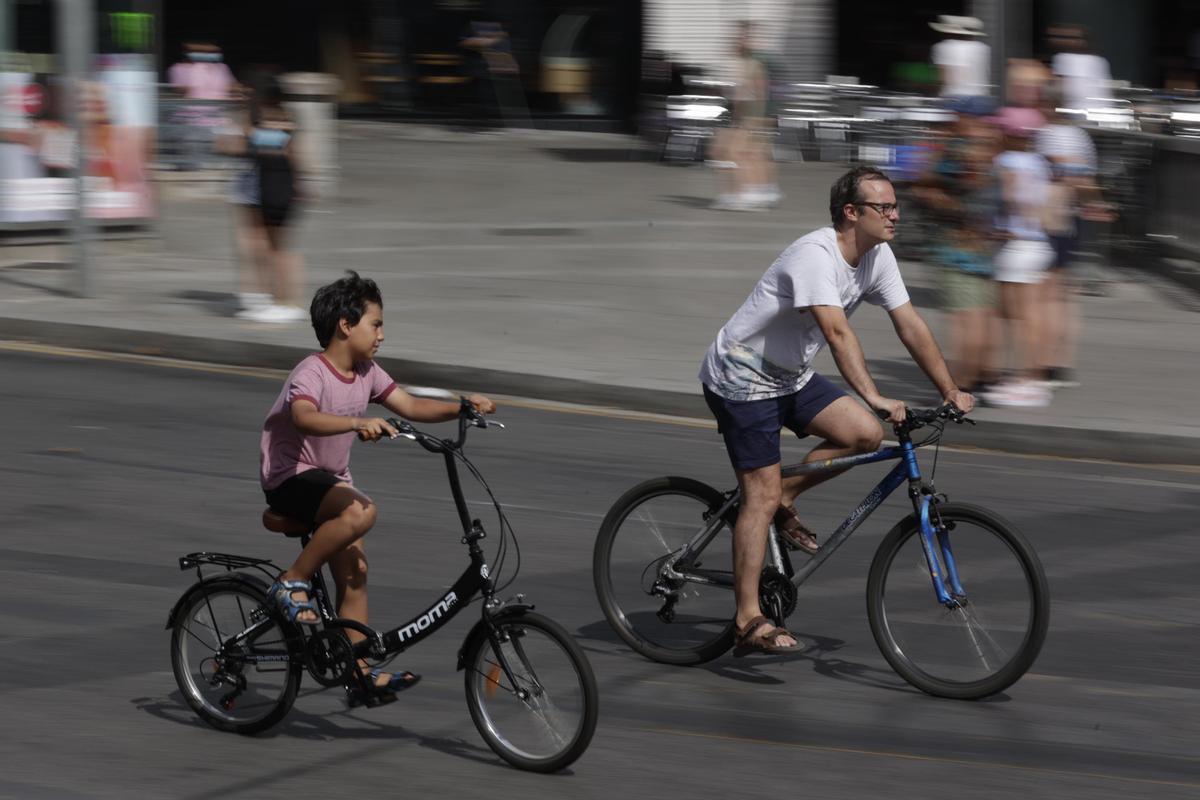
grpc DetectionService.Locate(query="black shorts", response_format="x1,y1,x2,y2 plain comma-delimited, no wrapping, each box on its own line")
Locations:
264,469,341,526
703,373,847,471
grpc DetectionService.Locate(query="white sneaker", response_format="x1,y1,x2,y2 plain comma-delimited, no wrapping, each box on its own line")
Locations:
711,192,762,212
240,304,306,323
237,292,271,312
746,185,784,208
983,382,1051,408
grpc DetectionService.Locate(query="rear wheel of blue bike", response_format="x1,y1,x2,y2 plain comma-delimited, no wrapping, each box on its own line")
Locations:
463,611,598,773
867,503,1050,699
170,575,303,734
594,477,737,665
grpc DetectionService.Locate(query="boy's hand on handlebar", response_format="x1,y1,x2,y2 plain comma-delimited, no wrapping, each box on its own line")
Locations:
871,396,908,424
943,389,975,415
354,417,398,441
466,394,496,415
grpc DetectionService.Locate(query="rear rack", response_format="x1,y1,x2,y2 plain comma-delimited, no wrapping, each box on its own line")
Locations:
179,552,281,582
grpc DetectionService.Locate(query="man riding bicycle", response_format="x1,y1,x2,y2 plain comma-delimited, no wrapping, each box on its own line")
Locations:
698,165,975,655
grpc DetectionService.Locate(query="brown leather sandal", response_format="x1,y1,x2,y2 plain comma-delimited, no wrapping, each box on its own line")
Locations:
774,505,820,555
732,615,804,657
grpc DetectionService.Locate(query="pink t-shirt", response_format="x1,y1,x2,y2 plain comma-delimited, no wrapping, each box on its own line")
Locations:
168,61,235,100
260,354,397,490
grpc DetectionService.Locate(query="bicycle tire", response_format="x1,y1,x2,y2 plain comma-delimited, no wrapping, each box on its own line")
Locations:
170,574,303,734
594,477,737,665
867,503,1050,699
462,611,598,773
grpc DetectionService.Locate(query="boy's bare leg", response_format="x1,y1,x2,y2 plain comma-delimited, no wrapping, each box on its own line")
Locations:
326,541,397,688
279,484,376,623
780,396,884,505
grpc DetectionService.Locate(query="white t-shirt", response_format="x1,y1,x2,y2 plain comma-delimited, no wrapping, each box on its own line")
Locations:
995,150,1052,241
699,227,911,401
932,38,991,97
1052,52,1112,109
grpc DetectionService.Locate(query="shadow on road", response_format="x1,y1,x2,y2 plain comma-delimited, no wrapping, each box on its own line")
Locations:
175,290,241,318
132,690,572,775
543,147,649,163
657,195,713,209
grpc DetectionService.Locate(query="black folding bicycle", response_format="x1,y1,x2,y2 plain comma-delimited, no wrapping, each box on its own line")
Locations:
167,400,599,772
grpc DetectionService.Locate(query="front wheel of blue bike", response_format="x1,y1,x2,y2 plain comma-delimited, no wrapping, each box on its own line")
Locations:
867,503,1050,699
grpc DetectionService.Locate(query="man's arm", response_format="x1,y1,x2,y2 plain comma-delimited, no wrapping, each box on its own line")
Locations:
887,302,975,412
809,305,906,422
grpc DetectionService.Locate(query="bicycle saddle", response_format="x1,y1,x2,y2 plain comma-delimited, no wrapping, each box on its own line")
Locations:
262,508,311,537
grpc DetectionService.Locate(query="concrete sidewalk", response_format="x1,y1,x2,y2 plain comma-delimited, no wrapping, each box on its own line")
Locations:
3,121,1198,464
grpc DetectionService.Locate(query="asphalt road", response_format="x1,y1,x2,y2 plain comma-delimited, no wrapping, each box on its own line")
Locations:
2,344,1197,799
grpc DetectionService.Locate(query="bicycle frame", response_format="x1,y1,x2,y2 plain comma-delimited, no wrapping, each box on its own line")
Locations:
305,441,500,662
672,436,966,607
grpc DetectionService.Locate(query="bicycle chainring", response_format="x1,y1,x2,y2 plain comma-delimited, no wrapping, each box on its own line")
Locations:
758,567,797,624
304,629,355,687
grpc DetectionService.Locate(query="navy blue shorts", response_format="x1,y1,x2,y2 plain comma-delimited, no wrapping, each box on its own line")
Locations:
703,374,847,471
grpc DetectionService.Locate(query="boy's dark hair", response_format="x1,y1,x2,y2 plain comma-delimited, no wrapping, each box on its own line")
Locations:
829,165,892,227
310,271,383,348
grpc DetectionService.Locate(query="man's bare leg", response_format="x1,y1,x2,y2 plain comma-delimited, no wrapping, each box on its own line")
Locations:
732,462,797,648
780,396,885,507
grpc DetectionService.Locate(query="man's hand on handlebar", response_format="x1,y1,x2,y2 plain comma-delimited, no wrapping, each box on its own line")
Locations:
943,388,975,415
870,396,908,424
354,417,399,442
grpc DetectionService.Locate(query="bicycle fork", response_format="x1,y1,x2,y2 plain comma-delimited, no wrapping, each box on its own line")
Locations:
917,495,967,606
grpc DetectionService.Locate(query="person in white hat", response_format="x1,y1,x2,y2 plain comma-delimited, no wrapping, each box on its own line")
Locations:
930,14,991,99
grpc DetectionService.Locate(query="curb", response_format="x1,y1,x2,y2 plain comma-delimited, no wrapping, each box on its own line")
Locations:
6,318,1198,466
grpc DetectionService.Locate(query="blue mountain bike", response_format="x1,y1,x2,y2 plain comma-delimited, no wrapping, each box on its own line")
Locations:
593,405,1049,699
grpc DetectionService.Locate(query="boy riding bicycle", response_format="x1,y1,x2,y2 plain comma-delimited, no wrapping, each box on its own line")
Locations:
259,271,495,704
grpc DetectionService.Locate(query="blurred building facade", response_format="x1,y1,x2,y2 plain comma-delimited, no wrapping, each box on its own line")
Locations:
4,0,1200,123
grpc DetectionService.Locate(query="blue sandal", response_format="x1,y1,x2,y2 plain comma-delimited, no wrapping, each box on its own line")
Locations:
267,578,319,625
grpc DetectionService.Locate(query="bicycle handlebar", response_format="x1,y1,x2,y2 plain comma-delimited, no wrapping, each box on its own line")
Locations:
875,403,975,435
385,397,503,454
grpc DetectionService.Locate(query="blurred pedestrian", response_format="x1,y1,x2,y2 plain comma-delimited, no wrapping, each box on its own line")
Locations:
1048,24,1113,111
238,77,308,323
460,19,522,128
216,80,270,316
916,97,1003,394
168,42,236,101
1034,86,1107,388
984,106,1054,408
167,42,236,171
711,21,778,211
929,15,991,99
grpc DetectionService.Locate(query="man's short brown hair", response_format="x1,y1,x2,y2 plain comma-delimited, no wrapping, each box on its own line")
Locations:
829,165,892,227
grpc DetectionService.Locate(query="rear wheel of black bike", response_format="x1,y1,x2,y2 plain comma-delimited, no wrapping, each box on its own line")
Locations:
170,575,303,734
594,477,737,665
867,503,1050,699
463,611,598,773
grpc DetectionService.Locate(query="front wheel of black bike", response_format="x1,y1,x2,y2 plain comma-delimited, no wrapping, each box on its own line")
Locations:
594,477,738,665
170,574,303,734
867,503,1050,699
463,611,598,772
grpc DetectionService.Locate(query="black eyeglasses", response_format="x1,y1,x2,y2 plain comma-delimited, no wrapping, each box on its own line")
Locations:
856,201,900,217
